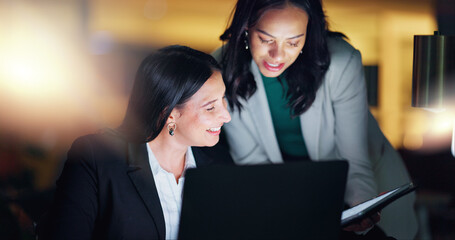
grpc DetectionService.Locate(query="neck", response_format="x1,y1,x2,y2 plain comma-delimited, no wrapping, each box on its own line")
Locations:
148,131,188,182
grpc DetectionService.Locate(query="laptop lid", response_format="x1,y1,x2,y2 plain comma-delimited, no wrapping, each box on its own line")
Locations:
178,160,348,240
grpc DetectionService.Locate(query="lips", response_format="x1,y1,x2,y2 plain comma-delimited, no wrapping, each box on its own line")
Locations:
263,61,284,72
206,126,222,135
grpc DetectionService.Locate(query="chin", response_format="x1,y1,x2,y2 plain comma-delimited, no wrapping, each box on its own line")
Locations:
193,137,219,147
205,142,218,147
260,69,283,78
206,137,220,147
207,139,220,147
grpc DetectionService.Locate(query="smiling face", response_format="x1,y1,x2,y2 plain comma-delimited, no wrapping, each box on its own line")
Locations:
248,5,309,77
170,70,231,147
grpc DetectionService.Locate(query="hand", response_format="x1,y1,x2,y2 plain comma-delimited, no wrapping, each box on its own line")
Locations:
343,212,381,232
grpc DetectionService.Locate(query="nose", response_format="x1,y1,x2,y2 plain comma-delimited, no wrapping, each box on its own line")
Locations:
219,104,231,123
269,43,285,61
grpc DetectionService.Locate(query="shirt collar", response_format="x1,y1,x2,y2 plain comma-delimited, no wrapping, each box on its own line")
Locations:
146,143,196,177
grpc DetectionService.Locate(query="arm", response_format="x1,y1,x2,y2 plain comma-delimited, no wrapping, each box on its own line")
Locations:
329,48,377,206
223,108,271,165
42,136,99,239
212,47,274,165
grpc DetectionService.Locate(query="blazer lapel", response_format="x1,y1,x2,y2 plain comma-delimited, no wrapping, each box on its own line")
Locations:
249,61,283,163
126,142,165,240
191,147,214,168
300,87,323,160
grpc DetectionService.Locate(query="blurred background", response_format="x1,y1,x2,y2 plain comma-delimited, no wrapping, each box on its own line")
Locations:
0,0,454,239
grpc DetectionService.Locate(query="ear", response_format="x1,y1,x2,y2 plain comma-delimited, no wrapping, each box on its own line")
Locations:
166,108,181,124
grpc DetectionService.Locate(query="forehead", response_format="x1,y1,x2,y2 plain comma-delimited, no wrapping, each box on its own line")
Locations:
254,5,309,35
184,71,224,106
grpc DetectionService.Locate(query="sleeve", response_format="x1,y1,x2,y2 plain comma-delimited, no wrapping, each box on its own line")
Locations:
41,136,99,239
330,49,377,206
211,48,271,165
223,108,271,165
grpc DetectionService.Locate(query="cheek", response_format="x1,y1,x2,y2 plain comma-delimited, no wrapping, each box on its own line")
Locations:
190,114,212,130
199,116,214,128
250,40,267,57
287,50,301,62
179,113,199,132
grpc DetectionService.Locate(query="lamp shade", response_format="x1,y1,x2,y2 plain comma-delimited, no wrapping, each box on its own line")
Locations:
412,33,455,109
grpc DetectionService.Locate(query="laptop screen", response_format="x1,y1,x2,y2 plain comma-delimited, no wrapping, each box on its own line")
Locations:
178,161,348,240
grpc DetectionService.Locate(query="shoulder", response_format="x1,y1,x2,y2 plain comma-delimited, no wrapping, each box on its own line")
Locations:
68,129,128,165
325,36,363,81
322,37,366,97
327,36,357,56
327,36,361,66
71,130,125,151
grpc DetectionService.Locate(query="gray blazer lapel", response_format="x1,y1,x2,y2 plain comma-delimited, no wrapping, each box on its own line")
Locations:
126,142,165,240
300,87,323,160
250,61,283,163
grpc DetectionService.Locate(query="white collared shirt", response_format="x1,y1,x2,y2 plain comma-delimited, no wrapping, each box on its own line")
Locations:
146,144,196,240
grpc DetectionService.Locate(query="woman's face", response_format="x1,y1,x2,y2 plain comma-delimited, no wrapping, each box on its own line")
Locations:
248,5,309,77
171,70,231,147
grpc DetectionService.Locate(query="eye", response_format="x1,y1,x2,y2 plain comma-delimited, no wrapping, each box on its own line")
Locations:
259,37,273,44
206,106,215,112
288,42,299,47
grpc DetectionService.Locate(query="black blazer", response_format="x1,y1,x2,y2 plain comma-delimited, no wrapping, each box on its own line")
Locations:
38,131,233,240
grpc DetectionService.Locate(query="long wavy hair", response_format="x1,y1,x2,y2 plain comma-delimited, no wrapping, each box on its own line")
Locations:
119,45,221,143
220,0,333,116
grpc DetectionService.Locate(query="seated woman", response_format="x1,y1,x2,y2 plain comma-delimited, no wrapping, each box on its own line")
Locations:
38,45,232,239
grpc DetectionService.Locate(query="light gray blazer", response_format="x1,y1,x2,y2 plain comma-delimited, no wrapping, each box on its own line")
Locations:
216,37,417,239
222,37,376,205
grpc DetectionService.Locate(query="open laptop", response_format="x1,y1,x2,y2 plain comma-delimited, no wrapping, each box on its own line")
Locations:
178,160,348,240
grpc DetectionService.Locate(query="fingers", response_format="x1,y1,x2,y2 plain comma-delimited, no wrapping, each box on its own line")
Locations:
343,212,381,232
370,212,381,224
343,220,370,232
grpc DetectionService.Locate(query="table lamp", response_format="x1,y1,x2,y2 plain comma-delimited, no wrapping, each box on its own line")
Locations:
412,32,455,156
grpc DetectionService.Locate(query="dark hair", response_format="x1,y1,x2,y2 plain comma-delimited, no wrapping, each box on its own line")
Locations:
220,0,332,116
119,45,221,143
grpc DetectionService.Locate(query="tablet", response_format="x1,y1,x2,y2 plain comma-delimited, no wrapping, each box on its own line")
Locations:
341,182,417,227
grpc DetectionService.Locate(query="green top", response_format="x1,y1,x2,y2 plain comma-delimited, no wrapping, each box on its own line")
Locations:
261,73,308,157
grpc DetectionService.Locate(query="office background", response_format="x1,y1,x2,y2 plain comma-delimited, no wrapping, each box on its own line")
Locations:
1,0,454,239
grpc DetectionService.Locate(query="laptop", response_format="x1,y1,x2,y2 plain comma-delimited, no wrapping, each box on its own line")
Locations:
178,160,348,240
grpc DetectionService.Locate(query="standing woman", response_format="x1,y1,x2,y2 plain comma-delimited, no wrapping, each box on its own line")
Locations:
215,0,416,238
38,45,232,240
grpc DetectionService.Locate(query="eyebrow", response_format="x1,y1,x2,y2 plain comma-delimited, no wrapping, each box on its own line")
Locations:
256,29,305,40
201,99,217,108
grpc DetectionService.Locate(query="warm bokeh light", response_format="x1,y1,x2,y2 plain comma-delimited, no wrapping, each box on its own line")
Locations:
432,112,455,135
403,133,424,150
325,0,437,149
0,1,129,188
402,109,454,151
0,1,129,139
0,0,444,188
89,0,236,52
